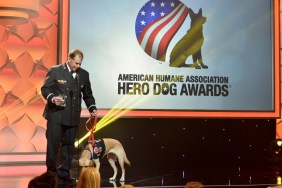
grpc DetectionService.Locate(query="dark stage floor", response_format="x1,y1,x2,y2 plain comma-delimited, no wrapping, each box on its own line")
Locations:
1,162,282,188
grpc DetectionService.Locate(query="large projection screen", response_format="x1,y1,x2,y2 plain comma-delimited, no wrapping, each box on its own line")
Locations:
69,0,280,118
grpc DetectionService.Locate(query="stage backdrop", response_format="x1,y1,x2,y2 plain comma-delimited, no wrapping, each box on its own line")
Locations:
69,0,280,118
0,0,281,161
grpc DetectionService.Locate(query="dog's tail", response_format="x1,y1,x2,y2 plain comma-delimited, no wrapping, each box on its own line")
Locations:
124,153,131,166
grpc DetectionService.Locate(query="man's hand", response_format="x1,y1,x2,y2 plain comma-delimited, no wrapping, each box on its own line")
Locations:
52,96,65,106
90,110,98,117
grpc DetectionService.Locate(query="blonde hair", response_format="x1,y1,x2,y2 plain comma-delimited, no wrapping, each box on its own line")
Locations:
120,184,135,188
76,167,100,188
185,181,203,188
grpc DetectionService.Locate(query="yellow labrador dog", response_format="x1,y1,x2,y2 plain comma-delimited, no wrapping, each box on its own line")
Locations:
78,138,131,182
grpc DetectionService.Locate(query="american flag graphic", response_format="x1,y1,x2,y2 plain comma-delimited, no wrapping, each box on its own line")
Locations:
135,0,189,61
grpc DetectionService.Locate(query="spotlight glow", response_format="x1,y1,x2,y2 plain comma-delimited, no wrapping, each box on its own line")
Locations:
75,93,148,147
277,176,281,185
277,139,282,146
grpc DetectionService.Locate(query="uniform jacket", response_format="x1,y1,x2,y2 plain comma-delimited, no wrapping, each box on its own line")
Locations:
41,62,96,126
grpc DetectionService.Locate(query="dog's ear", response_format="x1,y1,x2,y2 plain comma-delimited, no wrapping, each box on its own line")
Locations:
198,8,202,16
189,8,195,18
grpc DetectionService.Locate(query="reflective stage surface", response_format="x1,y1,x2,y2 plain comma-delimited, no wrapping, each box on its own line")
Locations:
0,118,279,187
1,163,282,188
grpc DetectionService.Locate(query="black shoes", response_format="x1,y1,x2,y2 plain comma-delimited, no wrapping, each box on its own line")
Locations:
58,177,77,187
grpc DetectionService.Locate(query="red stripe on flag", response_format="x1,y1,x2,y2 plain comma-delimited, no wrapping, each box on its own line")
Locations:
138,4,183,46
157,7,189,60
144,5,185,57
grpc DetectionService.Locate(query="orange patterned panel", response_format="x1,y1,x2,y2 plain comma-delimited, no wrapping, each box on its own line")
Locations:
0,126,19,152
0,0,39,13
277,1,282,138
0,0,60,153
0,0,39,26
0,112,8,132
0,67,21,94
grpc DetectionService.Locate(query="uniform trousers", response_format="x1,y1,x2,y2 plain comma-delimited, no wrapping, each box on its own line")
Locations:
46,120,77,178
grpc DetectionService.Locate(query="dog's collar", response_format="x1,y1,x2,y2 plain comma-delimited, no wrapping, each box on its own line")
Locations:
88,141,94,146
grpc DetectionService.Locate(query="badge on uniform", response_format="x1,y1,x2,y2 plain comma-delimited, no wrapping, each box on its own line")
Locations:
57,80,66,84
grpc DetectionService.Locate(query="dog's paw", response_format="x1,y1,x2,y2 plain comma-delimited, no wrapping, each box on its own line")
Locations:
109,177,116,181
194,65,201,69
119,178,125,182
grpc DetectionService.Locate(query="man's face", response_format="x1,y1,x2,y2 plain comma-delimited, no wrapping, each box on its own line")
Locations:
68,55,82,72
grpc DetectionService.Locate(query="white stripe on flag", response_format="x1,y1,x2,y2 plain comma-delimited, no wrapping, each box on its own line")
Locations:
140,4,183,50
151,5,188,58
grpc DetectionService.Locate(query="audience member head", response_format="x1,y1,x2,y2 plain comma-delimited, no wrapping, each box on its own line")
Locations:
76,167,100,188
120,184,135,188
28,171,57,188
185,181,203,188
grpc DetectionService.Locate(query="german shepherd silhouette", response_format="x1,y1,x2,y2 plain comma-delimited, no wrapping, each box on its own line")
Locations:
169,8,208,69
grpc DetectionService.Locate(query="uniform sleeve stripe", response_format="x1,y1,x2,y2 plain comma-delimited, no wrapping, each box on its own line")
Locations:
88,105,96,109
47,93,54,100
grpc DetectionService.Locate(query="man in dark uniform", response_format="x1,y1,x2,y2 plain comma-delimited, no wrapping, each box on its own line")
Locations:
41,49,97,186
